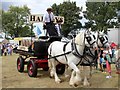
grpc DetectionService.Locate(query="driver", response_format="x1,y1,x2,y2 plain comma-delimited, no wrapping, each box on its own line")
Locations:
43,8,58,36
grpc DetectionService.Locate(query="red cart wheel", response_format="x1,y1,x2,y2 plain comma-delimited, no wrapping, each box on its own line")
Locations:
17,56,24,72
27,60,37,77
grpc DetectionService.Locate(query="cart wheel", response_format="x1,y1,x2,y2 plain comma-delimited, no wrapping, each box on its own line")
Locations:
43,67,49,71
27,60,37,77
56,64,65,75
17,56,24,72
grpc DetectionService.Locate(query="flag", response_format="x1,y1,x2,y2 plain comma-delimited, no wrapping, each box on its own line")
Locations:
33,26,42,37
36,26,42,36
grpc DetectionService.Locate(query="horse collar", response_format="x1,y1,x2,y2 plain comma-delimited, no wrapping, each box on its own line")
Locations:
71,39,84,58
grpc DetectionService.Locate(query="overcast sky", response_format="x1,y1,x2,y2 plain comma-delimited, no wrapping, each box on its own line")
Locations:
1,0,87,14
1,0,88,26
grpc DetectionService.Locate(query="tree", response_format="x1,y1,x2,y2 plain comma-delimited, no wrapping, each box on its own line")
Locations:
2,5,34,37
116,1,120,23
0,9,2,31
52,1,82,36
85,1,118,32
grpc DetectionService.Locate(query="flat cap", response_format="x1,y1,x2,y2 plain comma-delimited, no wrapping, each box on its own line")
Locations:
46,8,52,11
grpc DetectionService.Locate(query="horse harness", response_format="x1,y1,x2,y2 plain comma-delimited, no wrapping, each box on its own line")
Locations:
86,34,96,47
49,34,96,66
98,34,108,47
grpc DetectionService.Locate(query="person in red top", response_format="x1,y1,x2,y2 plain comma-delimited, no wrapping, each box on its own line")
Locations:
110,41,117,58
110,41,117,48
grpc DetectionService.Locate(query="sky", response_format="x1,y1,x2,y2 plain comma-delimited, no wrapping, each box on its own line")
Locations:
1,0,88,35
1,0,87,14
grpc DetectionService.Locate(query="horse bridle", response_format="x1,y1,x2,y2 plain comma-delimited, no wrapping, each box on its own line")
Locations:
71,33,96,59
98,34,108,47
85,34,96,47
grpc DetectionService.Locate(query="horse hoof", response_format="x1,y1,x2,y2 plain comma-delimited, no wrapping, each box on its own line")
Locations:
83,83,90,86
56,80,62,83
69,83,74,86
58,80,62,83
49,76,53,78
74,83,78,87
70,84,74,87
70,84,78,88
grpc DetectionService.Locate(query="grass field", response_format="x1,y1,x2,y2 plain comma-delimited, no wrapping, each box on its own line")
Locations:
1,54,120,88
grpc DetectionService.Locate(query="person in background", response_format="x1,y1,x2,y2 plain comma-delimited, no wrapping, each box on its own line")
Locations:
103,47,112,78
43,8,58,36
55,17,64,36
110,41,117,58
0,44,4,56
116,58,120,74
99,48,104,72
55,21,62,36
102,55,106,73
7,45,13,55
4,47,7,56
1,44,5,56
114,46,120,74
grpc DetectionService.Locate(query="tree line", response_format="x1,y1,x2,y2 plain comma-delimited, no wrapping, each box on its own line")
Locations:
2,1,120,38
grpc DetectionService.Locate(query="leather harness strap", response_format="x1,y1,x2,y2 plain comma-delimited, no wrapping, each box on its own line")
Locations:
63,42,69,61
71,39,84,58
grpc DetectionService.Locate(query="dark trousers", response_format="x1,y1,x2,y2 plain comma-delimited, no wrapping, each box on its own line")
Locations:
46,22,58,36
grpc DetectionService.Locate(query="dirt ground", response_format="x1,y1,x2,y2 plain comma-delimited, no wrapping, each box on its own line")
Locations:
1,54,120,89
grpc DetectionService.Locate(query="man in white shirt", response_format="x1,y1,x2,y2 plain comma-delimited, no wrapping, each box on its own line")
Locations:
43,8,58,36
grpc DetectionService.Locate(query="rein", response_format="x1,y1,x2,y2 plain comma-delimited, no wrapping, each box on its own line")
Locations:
81,47,96,66
48,38,85,63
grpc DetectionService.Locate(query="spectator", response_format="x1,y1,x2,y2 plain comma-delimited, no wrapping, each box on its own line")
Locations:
114,46,120,74
102,57,106,73
0,44,4,56
7,45,13,55
4,48,7,56
103,47,112,78
115,58,120,74
110,41,117,58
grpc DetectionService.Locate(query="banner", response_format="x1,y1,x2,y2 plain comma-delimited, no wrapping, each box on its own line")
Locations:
29,14,64,24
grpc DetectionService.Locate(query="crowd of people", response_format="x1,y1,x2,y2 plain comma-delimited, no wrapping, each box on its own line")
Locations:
95,41,120,78
0,43,14,56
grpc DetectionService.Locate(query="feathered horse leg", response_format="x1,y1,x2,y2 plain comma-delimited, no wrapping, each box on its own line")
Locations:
68,62,81,87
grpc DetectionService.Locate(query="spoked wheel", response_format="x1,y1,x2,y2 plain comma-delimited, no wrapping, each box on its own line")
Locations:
27,60,37,77
56,64,65,75
17,56,24,72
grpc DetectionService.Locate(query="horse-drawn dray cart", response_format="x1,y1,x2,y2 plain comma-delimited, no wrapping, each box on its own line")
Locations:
13,36,65,77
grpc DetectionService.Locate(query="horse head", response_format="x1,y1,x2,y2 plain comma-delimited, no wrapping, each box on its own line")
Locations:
84,30,97,49
75,29,97,49
97,31,109,48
